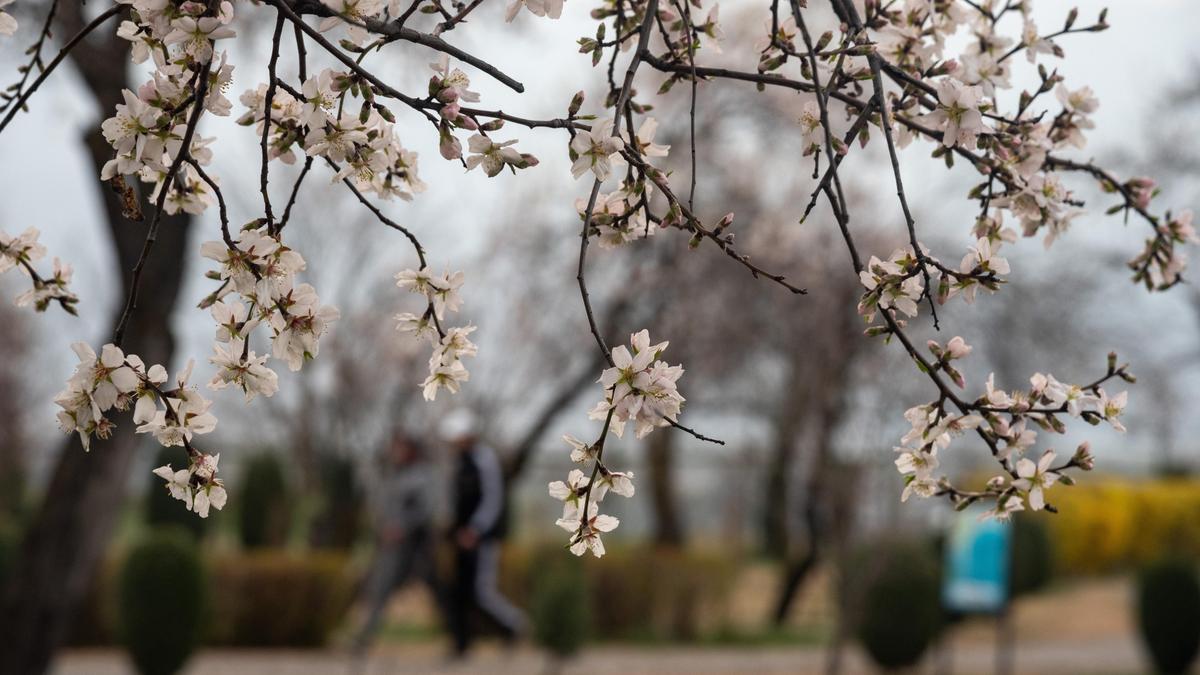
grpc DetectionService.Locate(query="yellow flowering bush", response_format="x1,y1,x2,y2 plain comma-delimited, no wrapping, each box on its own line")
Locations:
1040,478,1200,575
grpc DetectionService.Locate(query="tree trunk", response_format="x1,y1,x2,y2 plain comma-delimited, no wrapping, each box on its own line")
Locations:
0,10,192,672
647,428,684,546
770,298,860,626
762,348,810,560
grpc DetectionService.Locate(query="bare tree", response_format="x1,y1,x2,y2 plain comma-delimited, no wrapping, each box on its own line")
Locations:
0,5,192,672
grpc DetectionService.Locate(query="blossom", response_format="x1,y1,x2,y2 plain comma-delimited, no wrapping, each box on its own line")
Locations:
596,468,635,499
576,189,654,249
100,89,166,178
563,434,596,463
395,268,464,320
15,257,78,313
548,469,589,518
268,282,341,372
0,227,46,272
798,101,823,156
921,80,985,148
1097,388,1128,432
1014,451,1059,511
589,330,685,439
895,448,938,479
135,360,218,446
465,134,522,177
163,16,236,61
0,0,16,36
960,52,1010,98
505,0,564,21
304,114,370,163
629,118,669,158
570,119,623,181
152,453,228,518
1056,84,1098,115
432,325,478,363
208,340,279,401
53,342,146,450
982,494,1025,521
199,228,281,294
422,359,469,401
300,69,344,129
556,502,619,558
429,55,480,103
192,480,228,518
318,0,385,45
1021,20,1057,63
395,312,439,342
858,254,923,318
152,466,194,510
901,476,938,502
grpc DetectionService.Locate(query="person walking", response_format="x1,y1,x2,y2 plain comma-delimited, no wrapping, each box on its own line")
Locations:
441,409,526,658
352,431,442,654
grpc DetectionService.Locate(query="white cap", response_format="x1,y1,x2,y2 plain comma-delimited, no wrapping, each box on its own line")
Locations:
438,408,480,441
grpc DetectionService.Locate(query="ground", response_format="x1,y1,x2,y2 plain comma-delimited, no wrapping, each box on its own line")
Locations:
53,574,1148,674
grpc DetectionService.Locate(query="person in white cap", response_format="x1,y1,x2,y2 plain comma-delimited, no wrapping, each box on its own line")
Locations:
440,408,526,657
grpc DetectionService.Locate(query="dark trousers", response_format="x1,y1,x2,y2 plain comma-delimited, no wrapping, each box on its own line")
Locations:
448,538,526,655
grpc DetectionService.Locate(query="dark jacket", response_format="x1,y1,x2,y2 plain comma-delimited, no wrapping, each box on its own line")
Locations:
453,443,507,539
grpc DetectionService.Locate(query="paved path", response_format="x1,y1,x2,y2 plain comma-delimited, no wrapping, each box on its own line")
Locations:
54,638,1146,675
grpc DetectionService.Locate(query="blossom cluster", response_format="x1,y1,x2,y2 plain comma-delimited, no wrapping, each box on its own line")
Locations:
54,343,226,517
101,0,238,214
548,330,681,557
0,227,78,313
394,267,475,400
589,330,685,439
893,335,1131,519
202,226,339,380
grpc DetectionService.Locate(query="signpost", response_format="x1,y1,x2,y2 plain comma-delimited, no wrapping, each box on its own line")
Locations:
941,505,1015,675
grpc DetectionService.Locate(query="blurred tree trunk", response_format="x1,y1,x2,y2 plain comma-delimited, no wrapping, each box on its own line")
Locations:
647,429,684,546
762,348,809,559
771,387,848,625
769,291,861,626
0,303,30,520
0,7,192,673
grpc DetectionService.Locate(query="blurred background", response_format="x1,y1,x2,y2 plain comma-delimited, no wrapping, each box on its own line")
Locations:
2,0,1200,673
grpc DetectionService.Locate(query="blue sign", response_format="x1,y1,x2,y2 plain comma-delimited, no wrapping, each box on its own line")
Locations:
942,505,1012,614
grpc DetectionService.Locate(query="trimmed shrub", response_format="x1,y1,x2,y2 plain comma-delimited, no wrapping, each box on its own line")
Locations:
308,454,363,550
205,551,355,646
1010,515,1053,596
0,521,17,590
237,453,292,549
531,554,591,659
146,446,207,538
1137,558,1200,674
849,539,942,671
118,528,207,675
501,544,736,642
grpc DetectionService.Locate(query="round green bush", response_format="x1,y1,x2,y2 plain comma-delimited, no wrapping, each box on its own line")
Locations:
308,454,363,550
531,556,591,659
237,453,292,549
118,527,207,675
146,446,207,538
1138,558,1200,674
1010,515,1053,596
852,540,942,671
0,521,18,590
